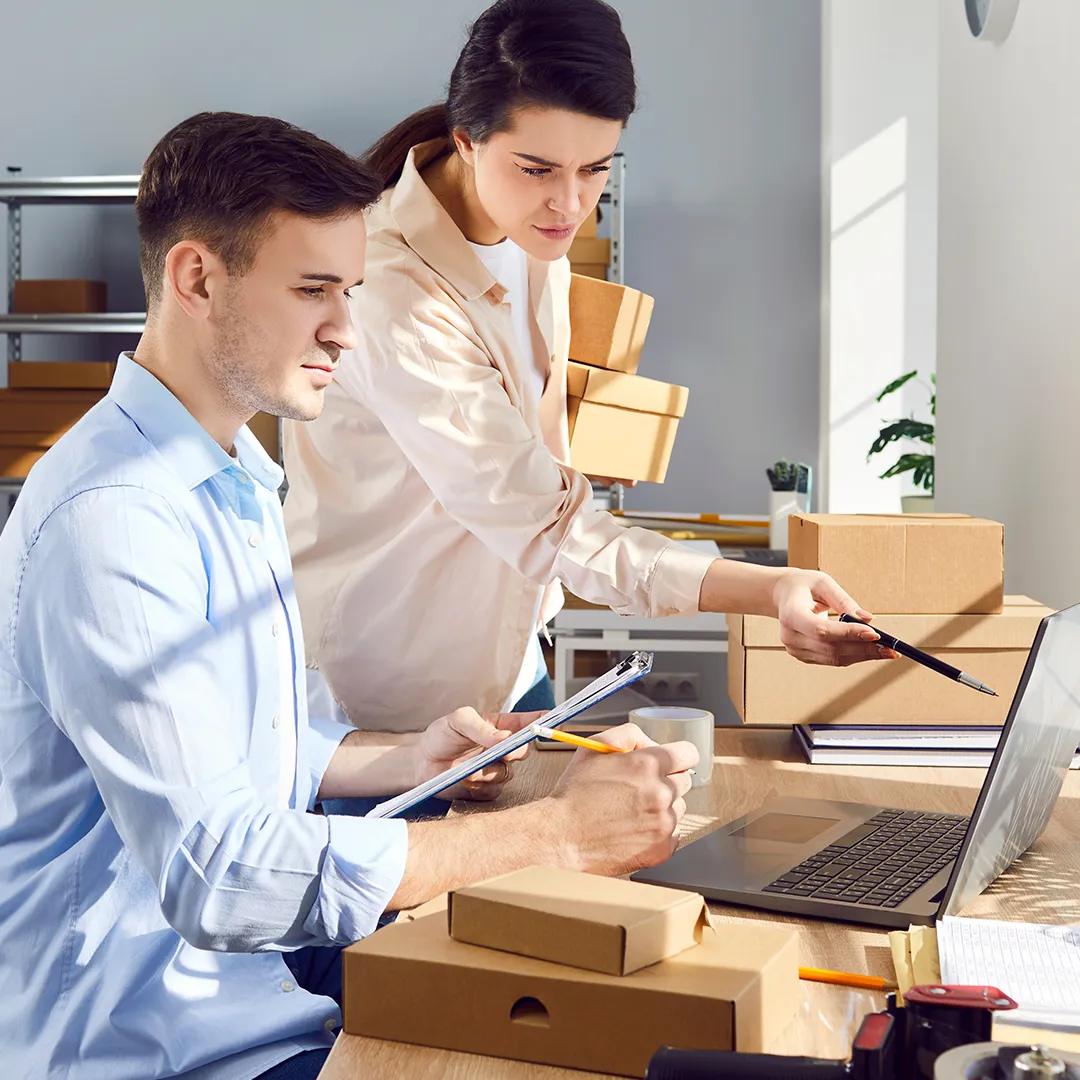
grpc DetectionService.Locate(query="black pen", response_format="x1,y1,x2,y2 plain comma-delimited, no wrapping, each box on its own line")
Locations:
839,614,997,696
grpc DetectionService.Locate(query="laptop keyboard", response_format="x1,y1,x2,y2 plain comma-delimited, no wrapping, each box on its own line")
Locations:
761,809,969,908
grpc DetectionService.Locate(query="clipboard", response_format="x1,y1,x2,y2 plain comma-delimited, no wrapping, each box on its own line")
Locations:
364,651,654,819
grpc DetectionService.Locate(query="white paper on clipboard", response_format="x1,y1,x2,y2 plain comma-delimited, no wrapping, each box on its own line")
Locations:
364,651,654,819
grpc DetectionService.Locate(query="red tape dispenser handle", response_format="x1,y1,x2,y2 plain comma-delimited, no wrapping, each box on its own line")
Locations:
904,985,1018,1011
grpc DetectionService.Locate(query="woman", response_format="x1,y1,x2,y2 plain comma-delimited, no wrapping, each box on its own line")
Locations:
283,0,887,731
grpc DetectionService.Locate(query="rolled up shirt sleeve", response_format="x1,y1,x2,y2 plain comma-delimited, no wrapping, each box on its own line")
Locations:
350,264,713,617
12,486,407,951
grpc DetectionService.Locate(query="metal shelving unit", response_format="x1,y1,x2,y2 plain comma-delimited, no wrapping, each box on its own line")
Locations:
599,152,625,285
2,174,143,366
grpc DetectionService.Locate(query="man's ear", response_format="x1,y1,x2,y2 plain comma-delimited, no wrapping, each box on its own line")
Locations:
163,240,227,320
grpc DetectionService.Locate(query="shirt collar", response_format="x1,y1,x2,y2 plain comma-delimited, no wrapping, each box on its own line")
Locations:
108,353,284,494
390,139,506,303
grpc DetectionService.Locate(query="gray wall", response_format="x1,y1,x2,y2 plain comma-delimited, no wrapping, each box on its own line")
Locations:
0,0,822,518
937,0,1080,610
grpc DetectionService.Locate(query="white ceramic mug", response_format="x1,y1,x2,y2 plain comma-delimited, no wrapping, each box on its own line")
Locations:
629,707,714,787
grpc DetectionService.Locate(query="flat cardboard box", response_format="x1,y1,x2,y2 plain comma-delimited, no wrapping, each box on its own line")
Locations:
567,362,687,483
12,279,107,314
568,274,654,374
788,513,1004,614
343,911,801,1077
448,867,712,976
0,389,104,433
727,596,1051,726
567,235,610,266
8,361,116,390
570,262,607,280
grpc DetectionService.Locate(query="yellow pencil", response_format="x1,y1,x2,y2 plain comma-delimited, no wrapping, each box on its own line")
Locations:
538,728,627,753
799,967,898,992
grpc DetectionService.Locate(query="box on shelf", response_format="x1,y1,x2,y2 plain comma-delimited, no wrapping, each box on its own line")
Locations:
343,909,800,1077
246,412,280,462
12,279,107,315
569,262,607,280
8,361,116,391
567,362,687,484
567,234,610,267
788,514,1004,615
578,206,599,238
448,867,713,976
0,389,104,435
726,596,1051,726
568,273,654,374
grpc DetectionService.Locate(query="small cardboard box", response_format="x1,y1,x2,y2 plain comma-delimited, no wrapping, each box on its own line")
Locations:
0,389,104,433
246,411,280,462
448,867,713,976
578,206,599,238
12,279,107,314
788,513,1004,614
568,273,654,374
570,262,607,280
343,911,801,1077
567,362,687,483
727,596,1051,726
567,234,610,266
7,361,116,391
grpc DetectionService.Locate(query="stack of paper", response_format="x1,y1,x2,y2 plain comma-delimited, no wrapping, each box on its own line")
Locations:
937,916,1080,1031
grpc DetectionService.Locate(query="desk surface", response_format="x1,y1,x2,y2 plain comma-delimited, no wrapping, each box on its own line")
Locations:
319,728,1080,1079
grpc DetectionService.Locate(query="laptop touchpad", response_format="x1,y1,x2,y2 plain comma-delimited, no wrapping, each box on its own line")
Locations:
730,813,841,846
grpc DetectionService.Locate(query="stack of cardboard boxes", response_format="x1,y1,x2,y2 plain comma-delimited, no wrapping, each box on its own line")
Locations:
1,279,114,479
566,273,688,484
567,206,608,279
727,513,1052,726
342,867,801,1076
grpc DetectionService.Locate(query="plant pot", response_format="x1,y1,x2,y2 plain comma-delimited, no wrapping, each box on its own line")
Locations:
769,490,808,549
901,495,935,514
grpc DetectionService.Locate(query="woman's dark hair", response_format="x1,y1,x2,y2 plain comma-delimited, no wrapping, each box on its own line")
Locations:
364,0,636,189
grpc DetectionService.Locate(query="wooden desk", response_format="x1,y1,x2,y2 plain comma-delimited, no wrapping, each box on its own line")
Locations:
320,728,1080,1079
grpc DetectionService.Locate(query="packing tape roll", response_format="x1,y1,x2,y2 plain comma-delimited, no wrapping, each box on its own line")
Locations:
934,1042,1080,1079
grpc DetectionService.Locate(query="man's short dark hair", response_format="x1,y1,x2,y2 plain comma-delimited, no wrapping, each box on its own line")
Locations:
136,111,381,307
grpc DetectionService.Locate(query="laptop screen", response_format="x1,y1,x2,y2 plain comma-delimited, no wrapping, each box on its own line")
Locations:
941,602,1080,916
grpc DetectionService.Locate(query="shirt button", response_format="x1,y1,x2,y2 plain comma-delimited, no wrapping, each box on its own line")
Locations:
272,715,281,730
272,620,282,637
324,1018,337,1033
281,979,295,993
249,530,261,547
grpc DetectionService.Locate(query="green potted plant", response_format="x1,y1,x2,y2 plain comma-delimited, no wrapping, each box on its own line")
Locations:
867,370,934,512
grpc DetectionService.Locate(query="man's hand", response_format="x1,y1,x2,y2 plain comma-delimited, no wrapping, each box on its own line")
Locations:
772,569,897,666
415,708,544,802
545,723,698,876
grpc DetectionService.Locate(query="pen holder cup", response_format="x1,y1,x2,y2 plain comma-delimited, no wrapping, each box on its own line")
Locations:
629,707,714,787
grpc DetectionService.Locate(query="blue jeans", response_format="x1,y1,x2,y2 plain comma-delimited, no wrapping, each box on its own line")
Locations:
255,1049,330,1080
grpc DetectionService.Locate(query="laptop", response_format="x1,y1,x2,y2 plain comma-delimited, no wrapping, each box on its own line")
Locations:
632,602,1080,928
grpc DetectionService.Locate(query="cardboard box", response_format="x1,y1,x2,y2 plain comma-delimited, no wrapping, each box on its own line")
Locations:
570,262,607,280
568,273,654,374
788,513,1004,614
448,867,712,976
8,361,116,390
578,206,599,238
247,412,280,462
0,390,104,433
0,447,45,479
567,235,610,267
727,596,1051,726
567,362,687,483
343,911,801,1077
12,279,107,314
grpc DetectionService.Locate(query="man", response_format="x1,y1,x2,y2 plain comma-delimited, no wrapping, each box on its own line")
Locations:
0,112,697,1080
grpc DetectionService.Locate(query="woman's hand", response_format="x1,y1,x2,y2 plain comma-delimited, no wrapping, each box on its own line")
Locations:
414,708,544,802
772,569,897,666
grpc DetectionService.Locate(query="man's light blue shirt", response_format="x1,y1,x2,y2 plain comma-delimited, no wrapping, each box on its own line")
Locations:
0,354,408,1080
